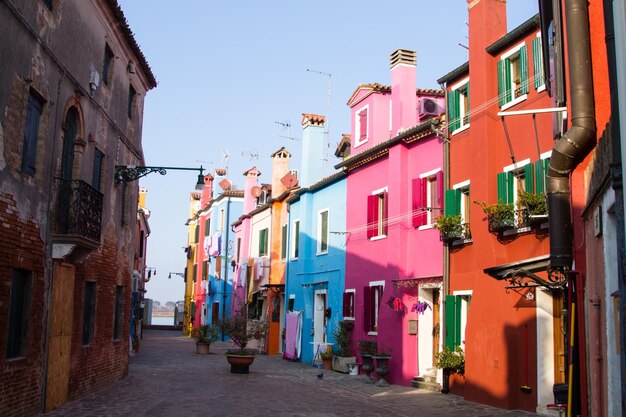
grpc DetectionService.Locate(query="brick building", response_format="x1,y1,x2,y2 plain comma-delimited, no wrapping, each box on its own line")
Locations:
0,0,156,415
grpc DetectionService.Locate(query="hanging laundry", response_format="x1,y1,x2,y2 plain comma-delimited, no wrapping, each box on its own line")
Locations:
203,235,211,258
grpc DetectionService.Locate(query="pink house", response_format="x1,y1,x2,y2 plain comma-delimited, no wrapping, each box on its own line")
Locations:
335,49,445,386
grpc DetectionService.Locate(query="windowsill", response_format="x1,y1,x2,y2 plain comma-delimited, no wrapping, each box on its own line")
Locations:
369,234,387,241
451,124,470,135
418,224,435,231
354,139,368,148
367,331,378,336
343,317,355,321
316,251,328,256
537,85,546,93
500,94,528,111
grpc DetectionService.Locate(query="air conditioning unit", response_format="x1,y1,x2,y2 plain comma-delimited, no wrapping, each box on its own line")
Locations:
419,97,444,118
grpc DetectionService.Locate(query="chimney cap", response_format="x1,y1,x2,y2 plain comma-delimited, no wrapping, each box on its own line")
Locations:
243,167,261,177
271,146,291,158
301,113,326,126
390,49,416,68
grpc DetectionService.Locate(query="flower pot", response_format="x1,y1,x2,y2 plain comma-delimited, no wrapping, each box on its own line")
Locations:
332,355,357,373
360,354,375,383
225,350,256,374
373,355,391,387
196,342,211,354
322,357,333,370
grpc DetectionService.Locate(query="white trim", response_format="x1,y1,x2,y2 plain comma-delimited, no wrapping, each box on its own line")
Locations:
370,234,387,241
500,41,527,60
367,331,379,336
371,186,388,195
500,94,528,111
354,104,369,148
452,290,473,296
314,289,328,295
535,32,546,92
450,76,470,91
289,294,295,300
418,224,435,231
504,158,531,173
369,280,385,287
453,179,471,190
451,124,470,135
316,208,330,255
291,219,300,259
537,85,546,93
344,289,356,320
540,150,552,160
450,77,471,134
419,168,442,179
497,106,567,117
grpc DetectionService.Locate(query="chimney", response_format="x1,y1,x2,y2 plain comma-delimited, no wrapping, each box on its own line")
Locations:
390,49,417,135
200,174,214,206
270,147,291,198
138,188,147,209
300,113,326,188
243,167,260,213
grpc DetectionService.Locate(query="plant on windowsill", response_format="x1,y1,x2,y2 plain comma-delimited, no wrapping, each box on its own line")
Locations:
474,200,515,233
331,320,356,373
517,191,547,227
434,214,465,242
191,323,218,354
436,346,465,394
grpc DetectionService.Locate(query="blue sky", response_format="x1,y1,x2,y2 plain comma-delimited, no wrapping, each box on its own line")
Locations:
117,1,538,304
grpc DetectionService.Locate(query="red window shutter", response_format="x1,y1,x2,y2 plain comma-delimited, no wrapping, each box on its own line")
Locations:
360,109,368,140
343,292,351,317
412,178,427,227
382,191,388,235
367,194,377,238
363,286,371,332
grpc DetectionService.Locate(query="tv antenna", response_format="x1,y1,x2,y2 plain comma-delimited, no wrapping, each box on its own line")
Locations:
307,68,332,174
241,149,259,161
275,121,298,141
219,149,229,177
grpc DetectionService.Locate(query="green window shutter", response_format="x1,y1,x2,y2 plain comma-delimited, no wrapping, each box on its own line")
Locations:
205,218,210,234
497,172,514,204
195,225,199,243
497,60,512,106
524,163,535,193
259,229,266,255
193,264,197,283
520,45,529,94
533,37,544,88
445,295,462,349
202,260,207,280
444,189,461,216
447,90,459,132
535,160,545,194
281,225,287,259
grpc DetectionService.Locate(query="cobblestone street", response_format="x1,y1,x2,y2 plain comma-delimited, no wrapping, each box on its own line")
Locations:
44,330,545,417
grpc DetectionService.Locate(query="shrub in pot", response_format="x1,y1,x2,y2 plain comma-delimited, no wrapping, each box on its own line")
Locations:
191,323,218,354
435,346,465,393
220,312,268,373
331,320,356,373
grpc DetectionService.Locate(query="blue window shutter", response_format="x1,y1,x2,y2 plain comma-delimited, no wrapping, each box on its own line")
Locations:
21,93,43,175
524,163,535,193
520,45,529,94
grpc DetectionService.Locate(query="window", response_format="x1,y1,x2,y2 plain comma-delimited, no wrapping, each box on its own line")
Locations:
236,237,242,262
292,220,300,258
102,45,114,86
6,269,32,358
499,159,533,205
367,189,387,239
202,260,208,280
139,230,145,257
192,264,197,283
259,228,269,256
287,295,295,312
498,43,529,108
205,217,211,235
21,91,44,176
219,209,224,231
445,181,471,223
413,171,443,228
92,148,104,191
113,286,123,340
127,85,136,119
194,223,199,243
363,282,383,333
317,209,329,254
342,290,355,320
82,281,96,346
445,293,471,349
354,105,369,147
532,35,545,90
281,224,287,260
448,78,470,133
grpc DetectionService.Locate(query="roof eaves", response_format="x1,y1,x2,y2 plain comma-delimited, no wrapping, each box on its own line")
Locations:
486,14,540,56
437,61,469,86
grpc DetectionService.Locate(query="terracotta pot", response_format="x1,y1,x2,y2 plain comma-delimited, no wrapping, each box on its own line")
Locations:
225,352,256,374
322,357,333,370
196,342,211,354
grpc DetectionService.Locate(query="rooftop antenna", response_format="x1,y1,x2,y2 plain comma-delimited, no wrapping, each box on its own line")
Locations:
307,68,332,174
241,150,259,161
220,149,229,178
275,121,298,141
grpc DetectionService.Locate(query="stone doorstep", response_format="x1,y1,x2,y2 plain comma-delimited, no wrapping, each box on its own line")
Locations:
411,377,442,392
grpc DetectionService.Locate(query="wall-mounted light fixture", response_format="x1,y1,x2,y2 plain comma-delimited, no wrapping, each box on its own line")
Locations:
115,165,205,190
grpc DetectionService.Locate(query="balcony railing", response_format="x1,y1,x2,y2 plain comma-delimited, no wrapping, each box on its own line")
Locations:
439,223,472,243
488,207,548,234
55,179,103,244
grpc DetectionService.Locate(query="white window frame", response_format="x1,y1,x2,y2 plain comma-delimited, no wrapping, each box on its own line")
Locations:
450,77,470,134
344,289,356,321
218,208,225,232
453,180,471,224
504,158,531,207
354,104,369,148
291,219,300,259
418,168,442,229
452,290,473,349
370,186,388,240
500,41,529,111
368,280,385,335
317,208,329,255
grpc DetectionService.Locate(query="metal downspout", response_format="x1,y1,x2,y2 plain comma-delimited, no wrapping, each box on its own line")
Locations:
547,0,597,270
440,84,450,358
221,199,231,341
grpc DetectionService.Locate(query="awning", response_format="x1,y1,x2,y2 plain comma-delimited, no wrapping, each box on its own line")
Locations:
484,255,566,289
392,275,442,289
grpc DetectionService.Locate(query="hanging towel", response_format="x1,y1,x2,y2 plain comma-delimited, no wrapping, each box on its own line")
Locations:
209,233,219,257
254,258,263,280
284,311,302,360
204,235,211,258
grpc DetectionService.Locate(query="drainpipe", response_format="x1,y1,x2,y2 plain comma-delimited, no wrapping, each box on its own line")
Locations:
547,0,596,270
439,83,450,358
221,199,231,341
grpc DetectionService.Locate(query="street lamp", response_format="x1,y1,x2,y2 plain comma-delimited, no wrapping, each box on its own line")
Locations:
115,165,206,190
168,272,185,280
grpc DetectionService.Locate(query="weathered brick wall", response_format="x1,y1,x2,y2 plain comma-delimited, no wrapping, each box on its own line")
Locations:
0,194,47,417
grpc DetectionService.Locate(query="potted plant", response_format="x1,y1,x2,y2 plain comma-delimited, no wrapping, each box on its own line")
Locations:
372,346,393,387
331,320,357,373
358,339,377,383
191,323,218,354
220,312,268,374
474,200,515,232
434,214,465,242
517,190,547,226
320,351,333,370
435,346,465,394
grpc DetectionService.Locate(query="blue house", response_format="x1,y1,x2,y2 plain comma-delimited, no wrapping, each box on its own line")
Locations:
284,114,347,364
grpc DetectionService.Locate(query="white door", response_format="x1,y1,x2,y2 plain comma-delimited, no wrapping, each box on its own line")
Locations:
313,290,327,344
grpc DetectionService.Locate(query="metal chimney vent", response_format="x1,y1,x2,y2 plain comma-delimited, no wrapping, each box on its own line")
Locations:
390,49,416,68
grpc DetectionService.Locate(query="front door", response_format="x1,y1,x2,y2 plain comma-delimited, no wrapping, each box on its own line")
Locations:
432,289,440,366
313,290,327,344
45,262,75,412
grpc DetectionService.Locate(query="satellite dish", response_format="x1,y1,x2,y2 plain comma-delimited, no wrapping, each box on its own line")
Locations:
280,172,298,188
218,179,231,190
251,186,262,197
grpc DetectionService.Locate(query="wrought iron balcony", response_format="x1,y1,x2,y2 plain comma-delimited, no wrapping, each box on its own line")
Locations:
488,207,549,234
439,222,472,243
54,179,103,247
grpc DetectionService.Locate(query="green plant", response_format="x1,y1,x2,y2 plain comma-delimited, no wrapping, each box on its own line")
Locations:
191,323,219,344
516,190,547,215
358,339,377,356
332,320,354,357
435,346,465,375
474,200,515,230
375,345,393,357
434,215,464,239
320,351,333,360
220,312,268,355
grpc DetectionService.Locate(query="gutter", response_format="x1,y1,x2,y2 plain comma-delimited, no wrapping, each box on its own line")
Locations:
547,0,596,270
